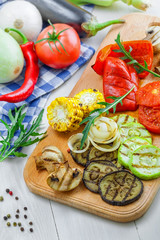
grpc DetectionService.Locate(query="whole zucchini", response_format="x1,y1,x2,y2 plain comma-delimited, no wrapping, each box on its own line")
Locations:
10,0,124,37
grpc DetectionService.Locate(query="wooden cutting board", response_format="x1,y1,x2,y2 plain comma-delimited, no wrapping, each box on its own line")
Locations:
24,13,160,222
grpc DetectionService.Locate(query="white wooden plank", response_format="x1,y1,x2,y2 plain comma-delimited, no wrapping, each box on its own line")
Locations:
135,189,160,240
0,154,59,240
51,201,139,240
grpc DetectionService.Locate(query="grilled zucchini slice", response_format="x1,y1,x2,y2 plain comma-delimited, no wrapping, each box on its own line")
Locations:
83,160,118,193
119,122,152,144
47,162,82,191
87,146,122,169
99,170,143,206
118,137,150,169
111,114,137,128
129,145,160,180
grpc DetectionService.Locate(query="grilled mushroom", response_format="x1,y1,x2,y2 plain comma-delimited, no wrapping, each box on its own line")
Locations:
35,145,65,173
144,23,160,54
47,162,82,191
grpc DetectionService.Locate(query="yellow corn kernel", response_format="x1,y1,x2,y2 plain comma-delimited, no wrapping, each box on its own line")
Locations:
74,89,105,118
47,97,83,132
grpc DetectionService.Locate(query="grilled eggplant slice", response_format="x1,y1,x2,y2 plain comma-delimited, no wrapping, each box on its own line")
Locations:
83,160,118,193
119,122,152,144
129,145,160,180
111,114,137,128
47,162,82,191
70,148,90,166
118,137,150,169
87,146,122,169
35,145,65,173
99,170,143,206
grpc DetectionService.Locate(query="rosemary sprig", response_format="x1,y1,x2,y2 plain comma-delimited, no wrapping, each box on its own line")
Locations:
80,86,135,149
0,105,46,162
114,33,160,78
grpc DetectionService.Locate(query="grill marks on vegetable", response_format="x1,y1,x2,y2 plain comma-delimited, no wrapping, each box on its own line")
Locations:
83,161,120,193
99,171,143,206
47,162,82,191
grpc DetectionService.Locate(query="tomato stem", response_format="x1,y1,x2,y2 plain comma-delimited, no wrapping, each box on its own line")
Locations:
35,19,69,55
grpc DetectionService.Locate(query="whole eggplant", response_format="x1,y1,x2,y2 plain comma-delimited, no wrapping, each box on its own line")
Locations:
9,0,124,37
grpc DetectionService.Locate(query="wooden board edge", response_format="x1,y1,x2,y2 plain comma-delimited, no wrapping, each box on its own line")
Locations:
23,164,160,222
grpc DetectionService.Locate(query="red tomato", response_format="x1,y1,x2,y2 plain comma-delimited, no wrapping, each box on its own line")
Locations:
136,81,160,107
35,23,81,69
139,105,160,133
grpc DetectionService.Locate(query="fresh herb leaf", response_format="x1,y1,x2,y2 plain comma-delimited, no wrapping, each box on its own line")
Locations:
80,86,135,149
0,105,46,162
114,33,160,78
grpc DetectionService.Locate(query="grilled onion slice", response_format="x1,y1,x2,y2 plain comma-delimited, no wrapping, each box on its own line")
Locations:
89,133,121,152
88,117,118,144
83,160,118,193
68,133,90,153
99,170,143,206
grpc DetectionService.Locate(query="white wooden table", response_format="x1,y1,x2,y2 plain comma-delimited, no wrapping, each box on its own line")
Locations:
0,1,160,239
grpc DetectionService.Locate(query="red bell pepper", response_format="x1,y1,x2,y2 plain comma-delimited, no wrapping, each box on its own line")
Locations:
92,40,153,79
103,57,139,112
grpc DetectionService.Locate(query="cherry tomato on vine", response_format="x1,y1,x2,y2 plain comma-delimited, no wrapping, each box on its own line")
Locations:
35,21,81,69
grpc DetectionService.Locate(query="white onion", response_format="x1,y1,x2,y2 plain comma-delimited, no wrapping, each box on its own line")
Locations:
88,134,121,152
0,0,43,42
88,117,118,144
68,133,90,153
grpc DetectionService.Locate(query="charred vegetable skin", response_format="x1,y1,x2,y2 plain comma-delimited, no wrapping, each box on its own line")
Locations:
92,39,153,79
47,162,82,191
0,29,39,103
99,170,143,206
24,0,124,38
83,160,119,193
103,57,139,112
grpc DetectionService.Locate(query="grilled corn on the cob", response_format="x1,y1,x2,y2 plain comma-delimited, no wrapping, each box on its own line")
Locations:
74,89,105,117
47,97,83,132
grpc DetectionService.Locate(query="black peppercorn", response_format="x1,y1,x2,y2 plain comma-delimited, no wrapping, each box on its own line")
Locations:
16,209,20,213
24,215,27,219
3,216,7,221
29,221,33,225
30,228,33,232
15,214,19,219
24,207,27,211
6,189,10,193
15,196,19,200
20,227,24,232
